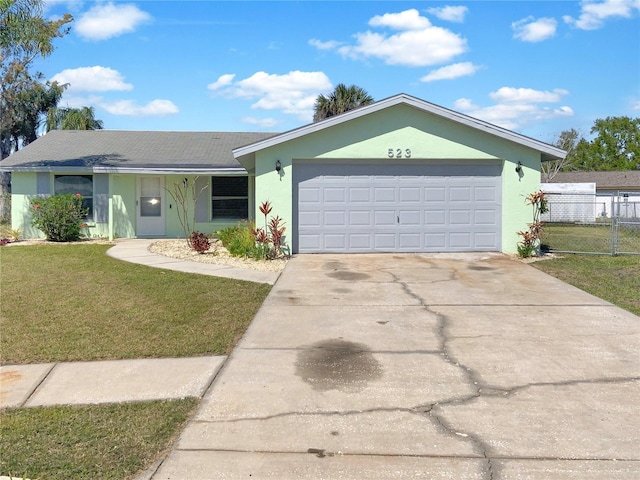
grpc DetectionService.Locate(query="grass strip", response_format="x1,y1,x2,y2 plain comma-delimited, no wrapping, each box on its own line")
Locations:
0,398,198,480
532,254,640,316
0,244,271,364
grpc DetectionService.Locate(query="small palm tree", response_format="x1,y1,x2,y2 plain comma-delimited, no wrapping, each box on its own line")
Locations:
46,106,104,131
313,84,374,122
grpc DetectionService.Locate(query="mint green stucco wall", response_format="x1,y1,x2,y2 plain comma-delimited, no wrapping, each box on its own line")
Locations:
253,104,542,254
10,172,42,238
9,173,252,240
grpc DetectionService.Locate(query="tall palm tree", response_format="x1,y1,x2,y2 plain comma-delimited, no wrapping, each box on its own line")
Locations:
313,84,374,122
46,106,104,131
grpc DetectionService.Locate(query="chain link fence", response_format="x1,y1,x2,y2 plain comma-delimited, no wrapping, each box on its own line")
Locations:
540,192,640,255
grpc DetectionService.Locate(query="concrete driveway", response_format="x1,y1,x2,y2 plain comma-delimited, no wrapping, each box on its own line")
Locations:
151,253,640,480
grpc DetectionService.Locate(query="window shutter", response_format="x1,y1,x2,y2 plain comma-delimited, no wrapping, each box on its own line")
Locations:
195,176,210,223
94,174,109,223
36,173,50,195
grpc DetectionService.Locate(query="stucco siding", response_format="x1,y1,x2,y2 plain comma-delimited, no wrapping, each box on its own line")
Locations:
253,104,543,254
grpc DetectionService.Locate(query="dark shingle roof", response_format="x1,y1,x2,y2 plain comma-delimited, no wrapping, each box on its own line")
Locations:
542,171,640,189
1,130,278,170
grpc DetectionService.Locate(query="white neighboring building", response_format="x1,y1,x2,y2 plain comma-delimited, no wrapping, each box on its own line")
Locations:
542,171,640,220
540,182,597,223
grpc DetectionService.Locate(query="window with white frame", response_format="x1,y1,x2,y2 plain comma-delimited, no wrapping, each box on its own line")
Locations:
54,175,93,219
211,176,248,220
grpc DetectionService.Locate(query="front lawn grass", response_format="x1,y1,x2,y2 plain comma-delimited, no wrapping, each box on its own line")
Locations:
532,254,640,316
0,244,271,364
541,223,640,254
0,398,198,480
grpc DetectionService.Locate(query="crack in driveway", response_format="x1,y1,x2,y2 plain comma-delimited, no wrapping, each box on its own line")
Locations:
379,263,640,480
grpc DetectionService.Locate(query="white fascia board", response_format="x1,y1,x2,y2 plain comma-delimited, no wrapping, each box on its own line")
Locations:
233,93,567,160
92,167,247,175
0,166,90,173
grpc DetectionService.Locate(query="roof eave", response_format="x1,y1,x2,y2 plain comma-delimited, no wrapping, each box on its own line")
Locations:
1,166,248,175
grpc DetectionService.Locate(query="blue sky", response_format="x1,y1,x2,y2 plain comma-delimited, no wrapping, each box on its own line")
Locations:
38,0,640,143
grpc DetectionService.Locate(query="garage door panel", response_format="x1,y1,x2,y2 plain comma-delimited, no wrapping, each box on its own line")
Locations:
475,209,499,225
299,211,321,227
450,186,472,202
349,210,372,226
348,234,371,249
295,162,501,253
374,210,396,226
425,210,446,225
325,234,347,249
425,233,447,248
374,187,395,202
299,234,321,250
399,187,421,202
450,210,471,225
475,232,499,248
324,211,346,226
426,187,446,202
450,232,472,248
374,234,396,249
475,186,498,202
299,186,320,203
399,233,421,249
399,210,421,225
349,187,370,202
324,188,346,203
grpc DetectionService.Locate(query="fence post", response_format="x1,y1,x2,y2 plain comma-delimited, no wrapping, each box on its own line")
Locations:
610,194,618,256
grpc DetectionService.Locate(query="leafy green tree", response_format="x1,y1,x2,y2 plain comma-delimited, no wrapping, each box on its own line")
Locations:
1,0,72,158
313,83,374,122
572,116,640,171
0,0,72,211
46,106,104,131
542,128,580,179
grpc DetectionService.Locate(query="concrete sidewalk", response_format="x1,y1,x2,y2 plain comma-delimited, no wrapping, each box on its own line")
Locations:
107,239,281,285
0,356,225,409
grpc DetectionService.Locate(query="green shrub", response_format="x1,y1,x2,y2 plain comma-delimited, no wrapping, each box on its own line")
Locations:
30,194,88,242
217,211,289,261
216,225,242,247
217,221,263,259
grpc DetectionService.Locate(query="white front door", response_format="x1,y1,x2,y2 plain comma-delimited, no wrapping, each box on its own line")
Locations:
137,176,165,236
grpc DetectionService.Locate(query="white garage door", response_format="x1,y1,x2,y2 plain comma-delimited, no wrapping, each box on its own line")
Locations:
293,161,502,253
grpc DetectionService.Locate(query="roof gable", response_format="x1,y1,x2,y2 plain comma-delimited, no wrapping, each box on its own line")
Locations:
233,93,566,163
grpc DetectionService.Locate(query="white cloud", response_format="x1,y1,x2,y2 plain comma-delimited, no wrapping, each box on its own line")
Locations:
308,39,342,50
51,66,133,92
427,6,469,23
207,74,236,91
453,87,574,130
369,9,432,30
76,2,152,40
512,16,557,42
420,62,481,82
564,0,640,30
312,9,467,67
100,99,179,117
490,87,569,104
210,70,332,121
241,117,281,128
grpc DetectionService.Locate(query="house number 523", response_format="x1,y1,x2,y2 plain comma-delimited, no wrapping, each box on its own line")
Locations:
388,148,411,158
